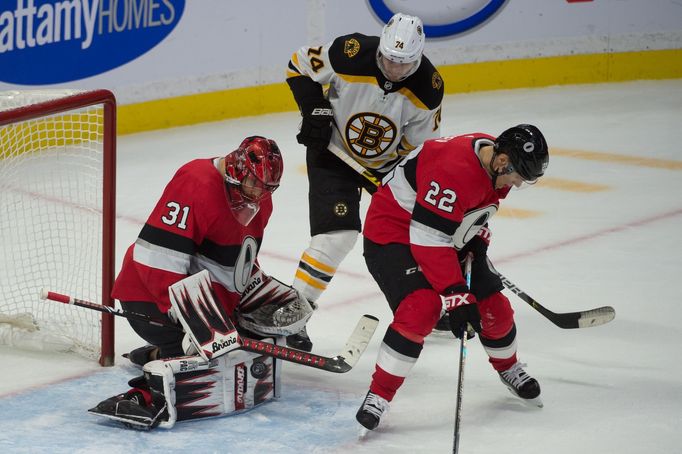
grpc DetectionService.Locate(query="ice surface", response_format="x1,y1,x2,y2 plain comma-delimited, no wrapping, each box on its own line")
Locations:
1,80,681,453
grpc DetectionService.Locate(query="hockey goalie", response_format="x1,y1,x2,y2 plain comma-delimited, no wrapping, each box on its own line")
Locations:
90,268,313,430
88,270,312,430
89,136,314,430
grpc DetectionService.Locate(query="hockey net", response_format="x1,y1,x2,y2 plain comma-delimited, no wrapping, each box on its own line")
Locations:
0,89,116,366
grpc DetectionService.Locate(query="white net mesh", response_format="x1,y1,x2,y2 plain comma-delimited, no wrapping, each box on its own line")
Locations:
0,89,112,360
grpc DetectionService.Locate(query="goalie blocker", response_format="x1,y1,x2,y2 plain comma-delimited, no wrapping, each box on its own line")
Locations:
89,338,282,430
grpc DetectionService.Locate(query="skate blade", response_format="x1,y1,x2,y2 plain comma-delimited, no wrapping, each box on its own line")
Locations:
429,330,454,339
504,388,543,408
502,385,543,408
524,396,543,408
88,409,154,430
357,425,371,439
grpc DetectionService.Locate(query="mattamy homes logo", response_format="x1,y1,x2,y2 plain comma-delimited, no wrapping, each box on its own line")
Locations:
0,0,185,84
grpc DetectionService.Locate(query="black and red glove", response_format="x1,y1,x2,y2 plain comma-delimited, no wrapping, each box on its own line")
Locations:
443,290,481,339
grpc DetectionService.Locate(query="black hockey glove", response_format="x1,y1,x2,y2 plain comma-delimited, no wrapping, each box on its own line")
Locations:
460,226,491,260
444,290,481,339
296,100,334,152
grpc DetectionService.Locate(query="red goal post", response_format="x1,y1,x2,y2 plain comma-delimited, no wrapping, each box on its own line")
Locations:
0,89,116,366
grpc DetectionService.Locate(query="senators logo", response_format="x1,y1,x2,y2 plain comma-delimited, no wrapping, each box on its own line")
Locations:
344,38,360,57
345,112,397,159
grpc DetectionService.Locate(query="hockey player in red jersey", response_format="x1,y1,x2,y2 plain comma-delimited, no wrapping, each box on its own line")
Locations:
286,12,444,351
111,136,286,359
356,125,550,431
90,136,314,429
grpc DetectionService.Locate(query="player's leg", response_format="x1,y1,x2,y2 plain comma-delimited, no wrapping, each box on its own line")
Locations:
470,257,542,405
89,337,283,429
120,300,185,365
356,239,442,430
288,150,364,351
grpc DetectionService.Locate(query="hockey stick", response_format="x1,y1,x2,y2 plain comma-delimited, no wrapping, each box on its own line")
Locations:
485,260,616,329
328,142,384,187
40,289,379,373
326,144,616,330
453,253,473,454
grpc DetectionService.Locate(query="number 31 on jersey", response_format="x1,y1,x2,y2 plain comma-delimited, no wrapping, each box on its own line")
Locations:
161,201,190,229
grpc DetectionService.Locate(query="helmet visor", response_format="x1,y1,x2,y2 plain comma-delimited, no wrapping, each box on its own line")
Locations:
494,162,539,191
377,53,419,82
502,161,539,185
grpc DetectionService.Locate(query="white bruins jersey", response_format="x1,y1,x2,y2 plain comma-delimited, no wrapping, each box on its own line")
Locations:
287,33,444,172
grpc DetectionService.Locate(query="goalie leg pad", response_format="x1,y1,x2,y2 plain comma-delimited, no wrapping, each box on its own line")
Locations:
143,337,283,429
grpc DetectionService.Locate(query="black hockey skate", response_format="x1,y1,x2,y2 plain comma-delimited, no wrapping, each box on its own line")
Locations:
286,326,313,352
356,391,389,431
498,361,543,407
431,313,452,336
122,344,159,367
89,388,167,430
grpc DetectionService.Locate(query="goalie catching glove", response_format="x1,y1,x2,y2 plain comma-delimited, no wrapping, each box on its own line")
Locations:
237,268,314,337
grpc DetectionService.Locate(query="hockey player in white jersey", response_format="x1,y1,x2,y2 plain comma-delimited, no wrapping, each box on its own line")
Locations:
286,13,444,351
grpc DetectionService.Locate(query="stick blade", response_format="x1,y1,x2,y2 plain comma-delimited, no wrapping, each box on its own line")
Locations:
577,306,616,328
336,314,379,369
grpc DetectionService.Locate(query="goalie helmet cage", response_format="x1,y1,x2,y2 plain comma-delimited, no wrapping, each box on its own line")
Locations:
0,89,116,366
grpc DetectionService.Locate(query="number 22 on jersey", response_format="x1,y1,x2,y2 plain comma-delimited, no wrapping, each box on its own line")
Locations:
424,181,456,213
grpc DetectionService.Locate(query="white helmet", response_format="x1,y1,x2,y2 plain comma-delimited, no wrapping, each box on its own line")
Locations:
377,13,425,81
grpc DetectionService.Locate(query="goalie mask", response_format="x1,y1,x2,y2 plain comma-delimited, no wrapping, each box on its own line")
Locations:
224,136,283,225
377,13,425,82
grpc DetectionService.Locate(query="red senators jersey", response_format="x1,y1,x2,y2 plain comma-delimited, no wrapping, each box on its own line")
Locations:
363,134,509,294
112,158,272,315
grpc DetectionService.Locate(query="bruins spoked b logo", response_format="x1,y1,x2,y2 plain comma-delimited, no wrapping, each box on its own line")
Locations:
344,38,360,57
345,112,396,159
333,202,349,217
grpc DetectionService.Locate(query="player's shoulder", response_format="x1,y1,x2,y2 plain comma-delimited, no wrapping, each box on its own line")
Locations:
419,135,485,174
402,55,444,110
169,158,221,195
328,33,380,76
175,158,216,176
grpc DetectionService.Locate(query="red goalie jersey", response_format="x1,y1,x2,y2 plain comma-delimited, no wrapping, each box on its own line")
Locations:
112,158,272,316
363,134,510,294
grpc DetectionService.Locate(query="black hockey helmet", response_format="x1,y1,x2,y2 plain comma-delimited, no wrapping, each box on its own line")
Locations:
494,124,549,182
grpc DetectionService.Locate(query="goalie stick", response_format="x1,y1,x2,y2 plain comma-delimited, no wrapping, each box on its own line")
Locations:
325,144,616,330
40,289,378,373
